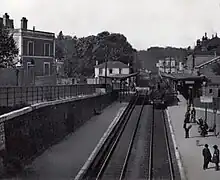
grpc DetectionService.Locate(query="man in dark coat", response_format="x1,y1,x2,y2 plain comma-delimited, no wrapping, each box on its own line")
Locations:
191,107,196,123
212,145,219,171
183,123,192,138
202,144,212,170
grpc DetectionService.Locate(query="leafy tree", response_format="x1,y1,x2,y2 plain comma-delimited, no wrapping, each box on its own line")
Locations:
55,31,64,60
212,63,220,75
0,27,18,68
55,31,136,77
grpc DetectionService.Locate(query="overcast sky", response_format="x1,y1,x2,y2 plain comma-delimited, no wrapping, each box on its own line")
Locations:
1,0,220,50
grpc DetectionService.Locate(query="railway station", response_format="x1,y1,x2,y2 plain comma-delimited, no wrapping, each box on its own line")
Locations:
0,72,219,180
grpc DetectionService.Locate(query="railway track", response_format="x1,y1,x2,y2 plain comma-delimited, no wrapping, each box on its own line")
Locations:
75,92,178,180
75,92,147,180
148,106,175,180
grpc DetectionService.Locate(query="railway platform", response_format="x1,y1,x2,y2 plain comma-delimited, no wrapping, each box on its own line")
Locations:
11,102,128,180
167,94,220,180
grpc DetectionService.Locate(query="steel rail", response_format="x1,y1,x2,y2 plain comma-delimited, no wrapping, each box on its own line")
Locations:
148,108,175,180
162,110,175,180
95,94,140,180
119,92,147,180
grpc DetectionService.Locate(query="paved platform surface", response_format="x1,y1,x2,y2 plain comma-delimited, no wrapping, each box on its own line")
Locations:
168,95,220,180
10,102,128,180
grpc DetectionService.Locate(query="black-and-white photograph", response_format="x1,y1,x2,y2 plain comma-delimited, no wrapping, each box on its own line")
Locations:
0,0,220,179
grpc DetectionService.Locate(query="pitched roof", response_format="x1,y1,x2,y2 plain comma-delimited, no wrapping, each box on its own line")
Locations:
194,55,215,67
95,61,129,69
196,56,220,68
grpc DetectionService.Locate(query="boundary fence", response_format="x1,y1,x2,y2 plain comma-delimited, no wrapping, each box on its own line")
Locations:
0,84,108,107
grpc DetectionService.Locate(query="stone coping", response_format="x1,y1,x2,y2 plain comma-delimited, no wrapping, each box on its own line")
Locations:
0,93,105,123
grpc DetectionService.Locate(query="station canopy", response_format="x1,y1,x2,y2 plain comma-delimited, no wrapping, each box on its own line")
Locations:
99,72,139,80
160,72,207,81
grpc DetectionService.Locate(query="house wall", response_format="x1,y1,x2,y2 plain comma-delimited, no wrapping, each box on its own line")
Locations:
22,37,54,57
22,57,55,76
95,68,99,78
95,67,129,77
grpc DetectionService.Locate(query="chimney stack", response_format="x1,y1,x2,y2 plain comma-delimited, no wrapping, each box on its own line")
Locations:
3,13,9,27
21,17,28,30
33,26,35,31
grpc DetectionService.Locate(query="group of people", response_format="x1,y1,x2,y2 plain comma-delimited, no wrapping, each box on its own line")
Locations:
197,117,209,137
203,144,219,171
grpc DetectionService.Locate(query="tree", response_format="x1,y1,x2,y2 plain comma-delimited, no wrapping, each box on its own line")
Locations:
0,27,18,68
212,63,220,75
55,31,136,77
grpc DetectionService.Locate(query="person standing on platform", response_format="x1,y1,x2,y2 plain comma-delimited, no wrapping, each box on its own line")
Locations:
191,107,196,123
212,145,219,171
184,110,190,124
202,144,212,170
183,123,192,138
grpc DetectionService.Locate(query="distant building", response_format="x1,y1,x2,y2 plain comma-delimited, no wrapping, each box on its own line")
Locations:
95,61,129,76
89,61,130,84
156,57,184,74
0,13,14,28
12,17,56,77
0,13,56,85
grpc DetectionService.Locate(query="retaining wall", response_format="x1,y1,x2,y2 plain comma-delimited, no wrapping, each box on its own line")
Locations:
0,92,118,169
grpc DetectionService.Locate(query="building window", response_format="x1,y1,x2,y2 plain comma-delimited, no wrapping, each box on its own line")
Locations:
44,43,50,56
109,69,113,74
99,68,103,75
218,89,220,97
27,41,34,56
209,89,213,93
119,68,122,74
171,61,175,67
43,62,50,75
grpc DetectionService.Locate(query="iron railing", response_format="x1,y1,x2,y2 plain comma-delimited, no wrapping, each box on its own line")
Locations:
0,84,109,107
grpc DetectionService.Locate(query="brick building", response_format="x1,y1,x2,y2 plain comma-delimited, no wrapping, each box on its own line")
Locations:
0,13,56,85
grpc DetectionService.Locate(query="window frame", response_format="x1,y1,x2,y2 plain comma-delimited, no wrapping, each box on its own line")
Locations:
99,68,103,75
109,68,113,74
27,41,34,56
44,43,51,56
119,68,122,74
43,62,50,76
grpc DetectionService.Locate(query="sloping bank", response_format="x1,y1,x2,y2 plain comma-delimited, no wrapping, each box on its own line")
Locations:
0,91,118,172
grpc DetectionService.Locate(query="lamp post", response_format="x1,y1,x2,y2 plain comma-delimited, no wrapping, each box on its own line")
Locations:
203,81,208,123
213,100,217,136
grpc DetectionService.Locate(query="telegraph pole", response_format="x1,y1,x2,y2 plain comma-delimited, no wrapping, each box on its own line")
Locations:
104,46,108,89
170,57,172,73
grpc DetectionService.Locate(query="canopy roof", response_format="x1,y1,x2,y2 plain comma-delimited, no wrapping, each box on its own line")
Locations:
161,72,207,81
99,72,139,80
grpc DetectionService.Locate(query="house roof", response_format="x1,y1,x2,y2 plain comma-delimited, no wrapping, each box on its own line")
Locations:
189,55,215,67
95,61,129,69
196,56,220,69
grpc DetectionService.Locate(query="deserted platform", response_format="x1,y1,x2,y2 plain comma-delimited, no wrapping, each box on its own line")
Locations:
10,102,128,180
